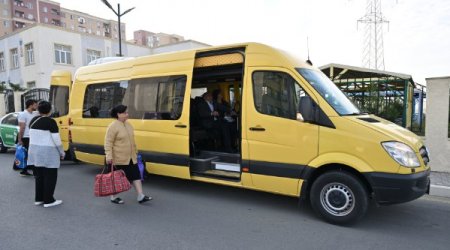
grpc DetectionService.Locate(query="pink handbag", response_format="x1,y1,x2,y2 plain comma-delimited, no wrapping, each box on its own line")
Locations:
94,164,131,197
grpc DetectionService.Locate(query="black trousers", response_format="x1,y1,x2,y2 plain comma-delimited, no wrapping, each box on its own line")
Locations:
34,167,58,204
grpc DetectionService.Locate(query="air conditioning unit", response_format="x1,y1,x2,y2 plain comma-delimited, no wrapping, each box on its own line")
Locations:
78,17,85,24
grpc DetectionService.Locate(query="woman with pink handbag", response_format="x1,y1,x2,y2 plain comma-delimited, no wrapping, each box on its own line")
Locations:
104,105,152,204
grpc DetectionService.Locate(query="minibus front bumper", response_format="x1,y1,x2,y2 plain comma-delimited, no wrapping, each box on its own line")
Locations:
363,169,430,205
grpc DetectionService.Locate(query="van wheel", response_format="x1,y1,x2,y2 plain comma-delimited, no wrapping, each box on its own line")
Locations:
310,171,368,225
0,138,7,153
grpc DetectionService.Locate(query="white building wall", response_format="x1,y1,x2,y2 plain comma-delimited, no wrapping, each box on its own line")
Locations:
425,76,450,173
0,25,209,115
150,40,209,54
0,25,151,91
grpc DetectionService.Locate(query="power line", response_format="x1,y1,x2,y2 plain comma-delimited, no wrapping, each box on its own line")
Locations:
357,0,389,70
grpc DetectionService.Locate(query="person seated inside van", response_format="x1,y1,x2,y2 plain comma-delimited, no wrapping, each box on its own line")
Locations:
197,91,230,152
212,89,237,152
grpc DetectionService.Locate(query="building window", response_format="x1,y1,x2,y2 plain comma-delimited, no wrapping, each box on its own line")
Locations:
27,14,33,20
86,49,101,64
27,81,35,89
43,6,48,13
2,9,8,16
0,52,5,71
54,44,72,64
10,48,19,69
44,17,48,23
26,2,32,9
3,20,8,28
25,43,34,65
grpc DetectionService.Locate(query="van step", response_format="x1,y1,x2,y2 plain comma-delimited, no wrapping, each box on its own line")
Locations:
212,162,240,172
190,156,219,172
193,170,241,180
199,150,240,164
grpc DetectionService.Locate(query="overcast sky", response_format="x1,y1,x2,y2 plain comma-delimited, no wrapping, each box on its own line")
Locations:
56,0,450,85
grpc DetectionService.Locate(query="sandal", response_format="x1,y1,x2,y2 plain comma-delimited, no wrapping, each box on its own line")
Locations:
138,196,152,204
111,197,124,204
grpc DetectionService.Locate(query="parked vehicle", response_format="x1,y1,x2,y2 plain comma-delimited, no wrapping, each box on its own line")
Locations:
50,43,430,224
0,112,19,153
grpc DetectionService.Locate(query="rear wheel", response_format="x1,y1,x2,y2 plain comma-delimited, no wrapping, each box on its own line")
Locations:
310,171,369,225
0,138,8,153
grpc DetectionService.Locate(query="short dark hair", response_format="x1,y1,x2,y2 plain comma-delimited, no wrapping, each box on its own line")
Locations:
38,101,52,114
110,104,127,119
25,99,37,109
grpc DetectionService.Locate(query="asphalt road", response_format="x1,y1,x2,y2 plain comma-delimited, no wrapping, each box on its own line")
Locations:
1,151,449,250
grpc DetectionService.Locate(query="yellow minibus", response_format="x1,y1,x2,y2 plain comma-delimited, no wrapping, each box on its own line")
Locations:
51,43,430,224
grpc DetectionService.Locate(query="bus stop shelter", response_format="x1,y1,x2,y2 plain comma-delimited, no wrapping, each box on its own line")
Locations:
320,63,425,132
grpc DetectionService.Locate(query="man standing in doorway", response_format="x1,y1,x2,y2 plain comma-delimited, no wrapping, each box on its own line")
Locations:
17,99,38,177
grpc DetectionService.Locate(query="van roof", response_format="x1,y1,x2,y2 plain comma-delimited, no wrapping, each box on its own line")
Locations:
74,42,313,79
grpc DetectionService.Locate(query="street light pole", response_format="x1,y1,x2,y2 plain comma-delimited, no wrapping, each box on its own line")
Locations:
100,0,135,57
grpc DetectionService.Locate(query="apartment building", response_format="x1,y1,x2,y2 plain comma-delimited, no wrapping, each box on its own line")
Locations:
61,8,124,40
133,30,184,48
0,0,123,40
0,24,149,90
0,23,209,91
0,0,13,36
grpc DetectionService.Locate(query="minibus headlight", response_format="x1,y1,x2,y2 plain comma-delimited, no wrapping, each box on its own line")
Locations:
382,142,420,168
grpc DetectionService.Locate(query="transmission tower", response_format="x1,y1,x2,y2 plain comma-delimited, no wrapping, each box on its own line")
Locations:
357,0,389,70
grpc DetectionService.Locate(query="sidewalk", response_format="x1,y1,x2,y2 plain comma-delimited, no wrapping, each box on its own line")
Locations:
430,171,450,198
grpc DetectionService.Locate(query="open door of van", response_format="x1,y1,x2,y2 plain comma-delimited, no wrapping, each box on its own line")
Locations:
49,70,73,159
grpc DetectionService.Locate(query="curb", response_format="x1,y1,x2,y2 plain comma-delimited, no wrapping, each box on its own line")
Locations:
429,184,450,198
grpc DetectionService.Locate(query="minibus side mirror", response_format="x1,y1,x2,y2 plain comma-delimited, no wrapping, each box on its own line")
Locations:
298,96,316,123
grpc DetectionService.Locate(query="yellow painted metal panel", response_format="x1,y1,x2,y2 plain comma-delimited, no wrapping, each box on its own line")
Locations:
51,70,72,152
250,174,300,197
146,163,190,180
75,151,105,166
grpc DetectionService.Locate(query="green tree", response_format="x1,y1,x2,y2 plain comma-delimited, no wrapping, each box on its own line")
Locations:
8,81,26,91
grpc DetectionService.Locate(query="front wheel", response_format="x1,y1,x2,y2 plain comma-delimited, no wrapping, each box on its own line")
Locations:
0,138,8,153
310,171,369,225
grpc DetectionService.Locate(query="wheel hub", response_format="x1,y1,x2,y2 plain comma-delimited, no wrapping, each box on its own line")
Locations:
320,183,355,216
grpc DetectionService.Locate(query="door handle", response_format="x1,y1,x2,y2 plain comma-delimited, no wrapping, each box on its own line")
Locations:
249,127,265,131
175,124,187,128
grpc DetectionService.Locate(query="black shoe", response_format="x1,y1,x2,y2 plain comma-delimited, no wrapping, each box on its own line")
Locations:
20,171,33,177
138,196,152,204
111,197,124,204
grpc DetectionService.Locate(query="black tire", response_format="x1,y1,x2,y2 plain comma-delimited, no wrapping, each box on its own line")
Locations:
310,171,369,225
0,138,8,153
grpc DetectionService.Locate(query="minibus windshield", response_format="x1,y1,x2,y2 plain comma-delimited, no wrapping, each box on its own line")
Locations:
296,68,361,115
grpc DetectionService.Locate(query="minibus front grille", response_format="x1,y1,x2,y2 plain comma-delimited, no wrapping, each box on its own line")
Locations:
419,146,429,166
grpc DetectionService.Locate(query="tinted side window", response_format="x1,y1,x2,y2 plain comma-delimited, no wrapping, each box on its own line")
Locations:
82,75,186,120
125,75,186,120
50,86,70,117
83,82,127,118
252,71,306,120
2,114,18,125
